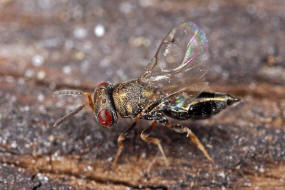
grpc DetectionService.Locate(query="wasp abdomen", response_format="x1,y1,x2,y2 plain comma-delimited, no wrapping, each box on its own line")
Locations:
163,92,239,120
188,92,240,120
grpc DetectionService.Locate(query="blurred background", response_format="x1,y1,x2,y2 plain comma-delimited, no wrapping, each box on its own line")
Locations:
0,0,284,189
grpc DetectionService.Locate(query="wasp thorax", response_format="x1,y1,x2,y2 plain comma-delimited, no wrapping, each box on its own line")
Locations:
93,82,117,127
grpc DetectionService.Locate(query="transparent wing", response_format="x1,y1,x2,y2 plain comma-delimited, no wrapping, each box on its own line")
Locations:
139,22,209,100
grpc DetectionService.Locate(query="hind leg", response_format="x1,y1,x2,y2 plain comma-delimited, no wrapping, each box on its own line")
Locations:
140,121,169,166
165,122,214,163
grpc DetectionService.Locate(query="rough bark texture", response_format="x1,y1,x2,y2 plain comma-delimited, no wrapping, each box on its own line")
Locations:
0,0,285,189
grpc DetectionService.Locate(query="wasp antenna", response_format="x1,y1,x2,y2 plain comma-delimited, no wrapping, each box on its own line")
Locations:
53,90,84,97
53,104,85,127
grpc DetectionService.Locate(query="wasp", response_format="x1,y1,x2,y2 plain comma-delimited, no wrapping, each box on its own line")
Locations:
53,22,240,166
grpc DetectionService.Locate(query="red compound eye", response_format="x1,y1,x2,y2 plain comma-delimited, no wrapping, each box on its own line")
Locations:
98,81,108,86
98,109,113,127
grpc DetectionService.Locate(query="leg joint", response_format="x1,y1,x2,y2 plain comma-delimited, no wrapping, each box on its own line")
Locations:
140,132,148,141
118,134,125,143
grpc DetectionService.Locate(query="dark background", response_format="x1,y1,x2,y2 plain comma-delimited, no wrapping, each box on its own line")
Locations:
0,0,285,189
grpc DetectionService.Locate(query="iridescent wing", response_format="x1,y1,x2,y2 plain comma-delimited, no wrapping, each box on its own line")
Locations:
139,22,209,101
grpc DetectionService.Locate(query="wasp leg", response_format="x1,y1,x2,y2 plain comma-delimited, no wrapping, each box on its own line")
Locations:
166,123,214,163
113,119,138,167
53,92,94,127
140,121,169,166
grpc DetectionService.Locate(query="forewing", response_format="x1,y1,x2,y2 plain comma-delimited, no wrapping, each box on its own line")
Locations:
139,22,209,100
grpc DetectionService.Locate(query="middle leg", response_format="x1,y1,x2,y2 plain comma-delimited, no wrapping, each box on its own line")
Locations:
140,121,169,166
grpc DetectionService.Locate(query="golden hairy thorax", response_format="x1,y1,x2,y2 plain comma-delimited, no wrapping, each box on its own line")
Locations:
112,80,161,118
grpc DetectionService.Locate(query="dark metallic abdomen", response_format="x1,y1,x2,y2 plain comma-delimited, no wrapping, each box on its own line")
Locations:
163,92,239,120
187,92,228,119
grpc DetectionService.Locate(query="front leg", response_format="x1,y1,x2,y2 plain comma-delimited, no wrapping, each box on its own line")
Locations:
113,119,138,167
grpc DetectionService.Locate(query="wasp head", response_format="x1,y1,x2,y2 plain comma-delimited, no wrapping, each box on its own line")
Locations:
93,82,118,128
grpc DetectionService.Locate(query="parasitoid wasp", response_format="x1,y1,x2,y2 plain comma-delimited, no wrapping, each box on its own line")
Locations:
53,22,240,166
